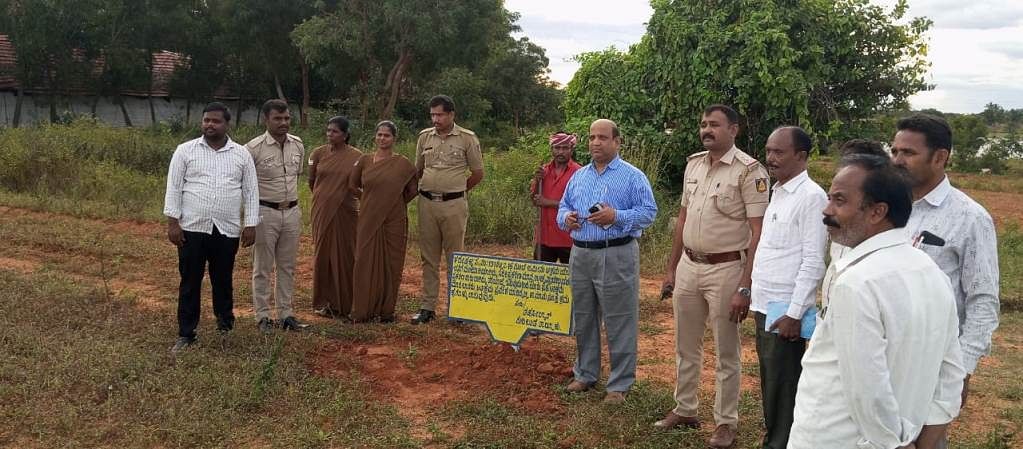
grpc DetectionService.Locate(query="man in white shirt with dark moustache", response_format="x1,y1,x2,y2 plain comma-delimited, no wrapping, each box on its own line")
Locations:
164,102,259,353
750,126,828,449
788,154,965,449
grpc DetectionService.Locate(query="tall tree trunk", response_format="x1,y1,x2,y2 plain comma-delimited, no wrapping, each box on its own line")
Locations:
185,98,191,125
300,61,310,128
91,95,100,117
379,48,412,120
118,95,133,127
12,87,24,128
148,58,158,126
274,73,287,101
358,70,370,125
235,98,243,126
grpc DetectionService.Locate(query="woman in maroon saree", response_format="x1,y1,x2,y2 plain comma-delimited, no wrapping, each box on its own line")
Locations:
349,121,418,322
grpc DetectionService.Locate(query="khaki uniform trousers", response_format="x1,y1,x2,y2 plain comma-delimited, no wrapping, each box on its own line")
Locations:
672,253,744,426
417,196,468,311
252,205,301,321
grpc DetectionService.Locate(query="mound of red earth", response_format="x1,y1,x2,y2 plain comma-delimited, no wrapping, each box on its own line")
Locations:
309,336,575,413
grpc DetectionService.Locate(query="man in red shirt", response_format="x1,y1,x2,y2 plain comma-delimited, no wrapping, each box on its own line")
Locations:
530,131,582,263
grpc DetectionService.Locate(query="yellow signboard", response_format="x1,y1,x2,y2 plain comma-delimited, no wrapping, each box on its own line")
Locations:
447,252,573,344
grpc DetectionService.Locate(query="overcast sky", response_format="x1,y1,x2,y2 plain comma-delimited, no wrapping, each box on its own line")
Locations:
505,0,1023,113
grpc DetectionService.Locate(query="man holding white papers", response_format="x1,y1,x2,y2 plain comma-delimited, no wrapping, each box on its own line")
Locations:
750,126,828,449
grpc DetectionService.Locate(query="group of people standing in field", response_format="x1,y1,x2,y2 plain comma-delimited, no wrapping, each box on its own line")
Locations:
163,94,480,346
164,95,999,449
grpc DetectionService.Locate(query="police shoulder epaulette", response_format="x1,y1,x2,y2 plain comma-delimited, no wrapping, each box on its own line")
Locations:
419,127,433,135
687,150,709,160
734,150,759,166
459,127,476,136
289,133,303,143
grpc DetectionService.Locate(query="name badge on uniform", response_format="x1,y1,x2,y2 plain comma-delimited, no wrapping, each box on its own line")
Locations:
755,178,768,193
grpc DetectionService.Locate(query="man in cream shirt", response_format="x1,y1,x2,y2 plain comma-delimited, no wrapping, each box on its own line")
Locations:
788,154,965,449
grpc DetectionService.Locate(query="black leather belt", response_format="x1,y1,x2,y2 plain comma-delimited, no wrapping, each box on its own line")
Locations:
573,236,634,249
419,190,465,202
259,200,298,210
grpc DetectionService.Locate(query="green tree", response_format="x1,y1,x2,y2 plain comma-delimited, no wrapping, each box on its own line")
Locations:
293,0,515,122
949,113,994,172
482,36,561,132
564,0,932,187
980,102,1006,125
1,0,102,125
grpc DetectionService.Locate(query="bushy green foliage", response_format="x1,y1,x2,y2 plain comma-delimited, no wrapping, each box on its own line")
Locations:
563,0,932,189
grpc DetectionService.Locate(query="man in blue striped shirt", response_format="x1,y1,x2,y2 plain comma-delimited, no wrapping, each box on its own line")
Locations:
556,119,658,404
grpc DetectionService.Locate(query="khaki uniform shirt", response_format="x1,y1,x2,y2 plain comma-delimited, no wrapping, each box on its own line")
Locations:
680,146,769,254
415,124,484,193
245,131,305,203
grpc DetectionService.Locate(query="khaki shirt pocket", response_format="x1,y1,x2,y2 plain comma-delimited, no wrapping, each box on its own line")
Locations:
441,145,467,168
422,147,440,168
712,182,745,220
255,154,283,178
286,152,303,174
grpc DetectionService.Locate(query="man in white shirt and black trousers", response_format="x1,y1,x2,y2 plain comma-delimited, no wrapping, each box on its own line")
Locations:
788,154,966,449
750,126,827,449
163,102,259,353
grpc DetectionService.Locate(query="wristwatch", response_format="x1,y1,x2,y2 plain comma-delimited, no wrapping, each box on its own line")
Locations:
737,287,751,299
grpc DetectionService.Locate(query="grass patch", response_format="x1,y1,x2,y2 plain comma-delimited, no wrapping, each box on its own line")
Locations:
999,222,1023,311
0,269,415,448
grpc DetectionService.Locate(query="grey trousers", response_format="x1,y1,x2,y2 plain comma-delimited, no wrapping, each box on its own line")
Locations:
569,240,640,393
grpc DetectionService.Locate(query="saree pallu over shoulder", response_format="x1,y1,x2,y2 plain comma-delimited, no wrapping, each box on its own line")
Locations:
309,144,363,315
350,153,417,322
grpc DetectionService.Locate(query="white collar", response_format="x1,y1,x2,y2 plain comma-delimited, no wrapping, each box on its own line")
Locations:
834,228,909,273
774,170,809,194
920,176,952,207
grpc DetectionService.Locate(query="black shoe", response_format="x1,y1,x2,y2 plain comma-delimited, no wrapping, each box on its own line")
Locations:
170,336,195,353
216,319,233,334
410,309,435,325
280,316,308,331
257,317,273,334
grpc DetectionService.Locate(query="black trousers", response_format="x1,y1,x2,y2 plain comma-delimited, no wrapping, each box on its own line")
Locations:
754,312,806,449
177,226,239,339
537,244,572,264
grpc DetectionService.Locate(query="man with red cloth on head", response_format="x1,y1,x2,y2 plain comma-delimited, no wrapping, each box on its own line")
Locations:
530,131,582,263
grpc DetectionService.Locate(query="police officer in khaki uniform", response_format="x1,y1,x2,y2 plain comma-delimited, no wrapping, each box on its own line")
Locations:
411,95,485,324
246,99,307,332
654,104,769,449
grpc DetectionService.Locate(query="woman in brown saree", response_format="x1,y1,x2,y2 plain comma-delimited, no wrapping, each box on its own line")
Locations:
349,121,418,322
308,116,363,318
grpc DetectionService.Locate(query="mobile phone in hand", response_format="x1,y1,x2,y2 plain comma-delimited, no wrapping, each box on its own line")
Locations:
588,203,612,229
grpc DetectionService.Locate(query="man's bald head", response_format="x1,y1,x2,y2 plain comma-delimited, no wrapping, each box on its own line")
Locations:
588,119,622,166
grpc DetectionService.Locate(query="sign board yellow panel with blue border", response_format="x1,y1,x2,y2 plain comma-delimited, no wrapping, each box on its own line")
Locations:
447,252,573,344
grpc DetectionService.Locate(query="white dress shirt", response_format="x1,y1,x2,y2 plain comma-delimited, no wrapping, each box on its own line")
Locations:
788,228,966,449
163,136,260,238
751,170,828,319
905,176,1000,373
